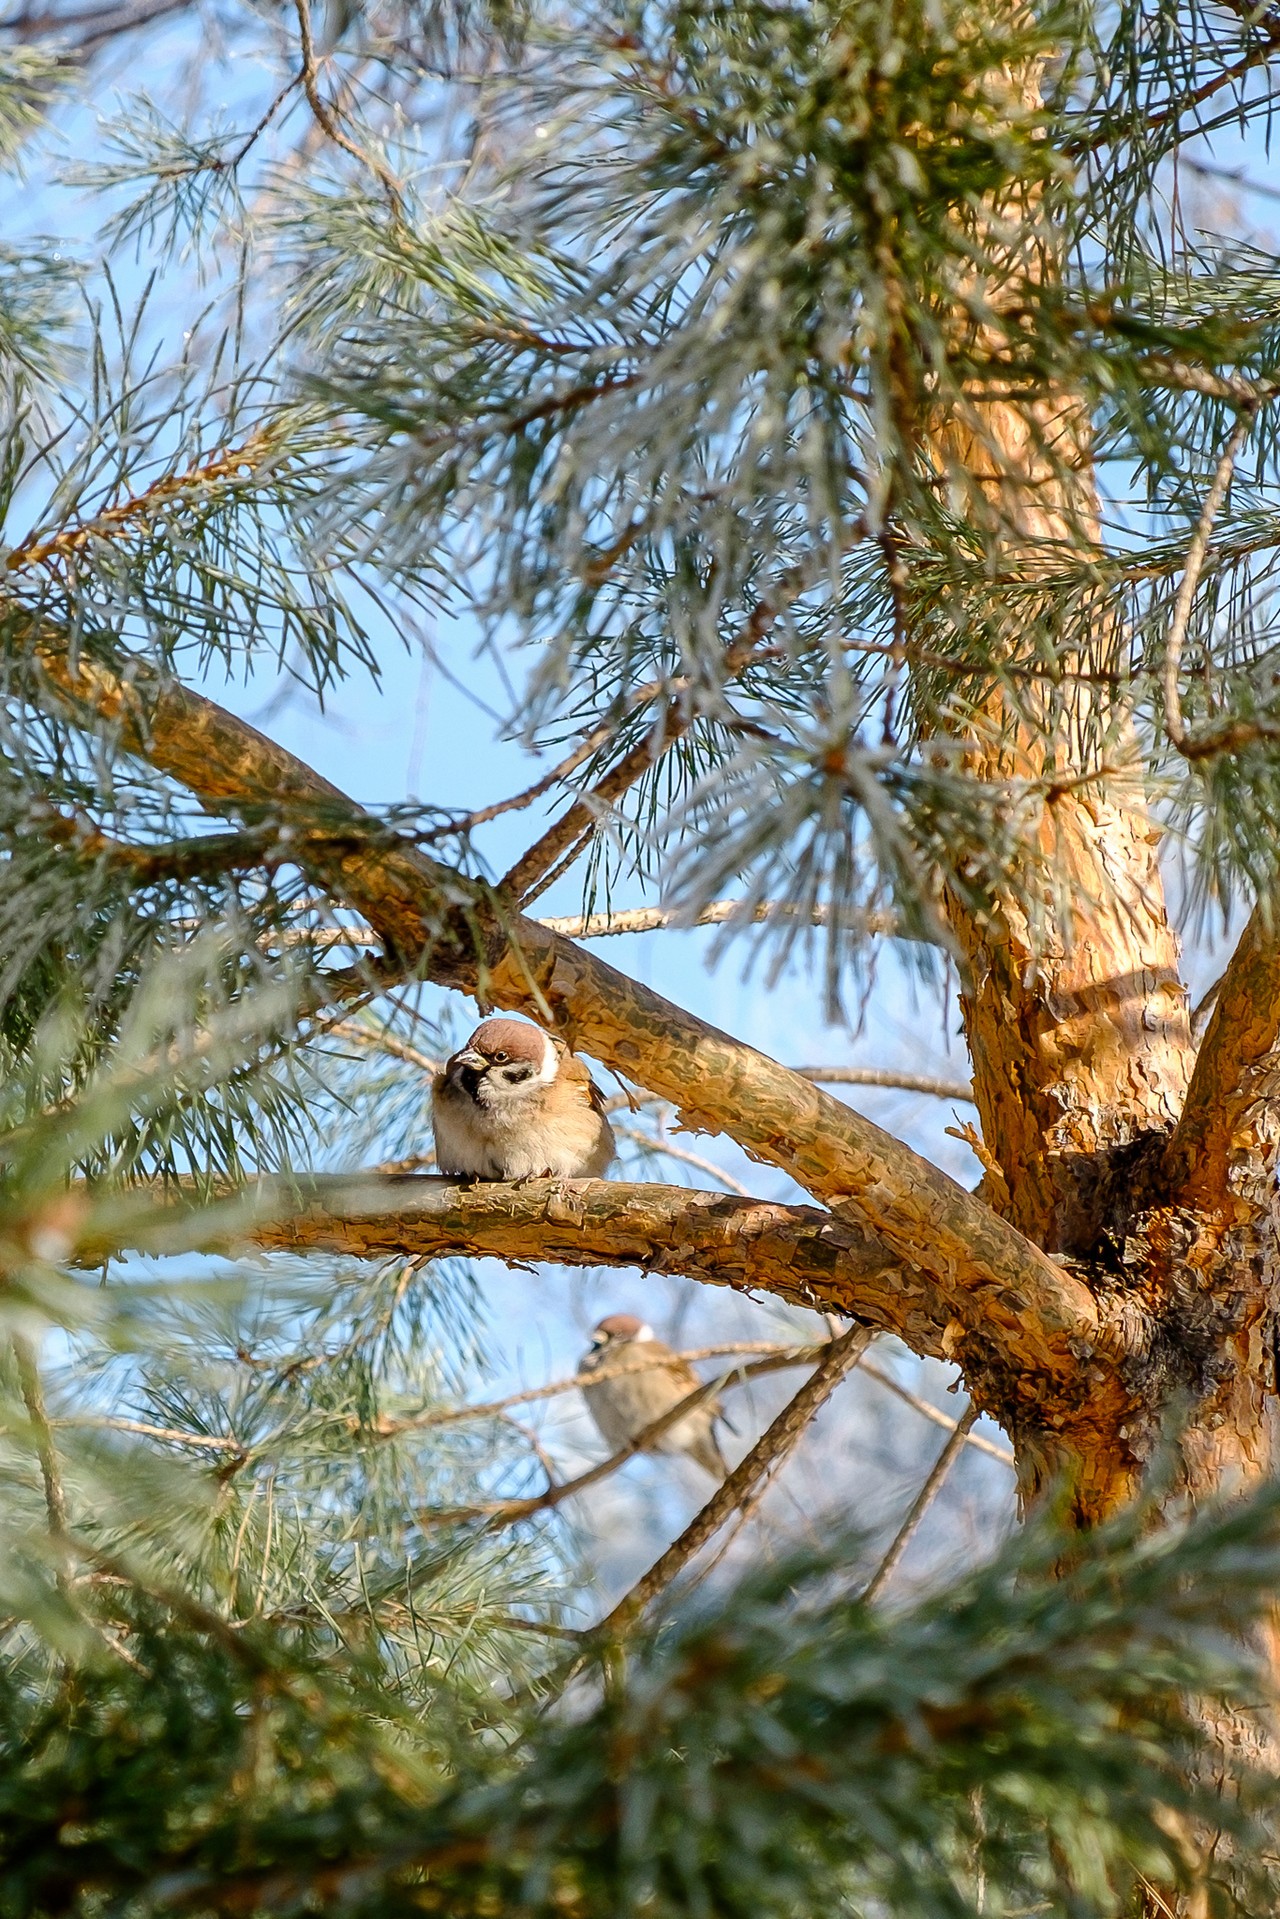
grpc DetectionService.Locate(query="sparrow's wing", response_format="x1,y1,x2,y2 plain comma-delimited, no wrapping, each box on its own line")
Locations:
587,1075,610,1119
647,1343,712,1404
559,1051,611,1116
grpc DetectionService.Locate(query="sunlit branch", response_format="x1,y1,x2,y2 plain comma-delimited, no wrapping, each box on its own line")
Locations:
536,900,903,939
5,431,276,574
1164,901,1280,1207
79,1173,925,1345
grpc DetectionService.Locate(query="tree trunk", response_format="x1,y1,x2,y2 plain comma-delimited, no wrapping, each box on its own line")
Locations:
903,37,1273,1521
906,56,1280,1912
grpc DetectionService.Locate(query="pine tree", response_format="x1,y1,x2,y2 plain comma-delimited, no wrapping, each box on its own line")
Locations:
1,0,1280,1913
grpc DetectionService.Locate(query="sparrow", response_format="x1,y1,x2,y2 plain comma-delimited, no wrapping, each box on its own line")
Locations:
577,1313,728,1480
431,1016,616,1180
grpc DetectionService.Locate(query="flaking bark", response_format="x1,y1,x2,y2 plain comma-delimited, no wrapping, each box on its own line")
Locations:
72,1174,1051,1372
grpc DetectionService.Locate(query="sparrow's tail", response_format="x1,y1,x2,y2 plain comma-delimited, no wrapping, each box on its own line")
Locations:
689,1426,730,1482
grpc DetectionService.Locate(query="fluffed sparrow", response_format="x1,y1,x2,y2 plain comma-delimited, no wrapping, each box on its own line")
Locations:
577,1312,727,1480
432,1016,616,1180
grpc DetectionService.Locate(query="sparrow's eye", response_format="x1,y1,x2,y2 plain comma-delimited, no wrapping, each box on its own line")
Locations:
491,1049,508,1063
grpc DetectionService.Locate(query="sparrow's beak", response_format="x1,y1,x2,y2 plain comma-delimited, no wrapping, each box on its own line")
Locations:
451,1047,488,1074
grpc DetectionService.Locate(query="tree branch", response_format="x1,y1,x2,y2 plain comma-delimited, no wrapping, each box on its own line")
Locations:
859,1358,1012,1466
30,641,1102,1390
593,1323,873,1637
1,0,193,57
12,1334,68,1540
537,901,903,940
421,1368,736,1530
1163,903,1280,1207
6,433,275,575
861,1403,979,1602
76,1172,940,1343
1163,408,1258,758
500,570,801,904
292,0,403,210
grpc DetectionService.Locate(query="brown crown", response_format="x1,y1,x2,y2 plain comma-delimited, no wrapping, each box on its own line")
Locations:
594,1312,646,1339
466,1017,550,1063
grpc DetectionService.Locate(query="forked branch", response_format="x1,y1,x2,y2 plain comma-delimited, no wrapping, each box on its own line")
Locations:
31,638,1097,1386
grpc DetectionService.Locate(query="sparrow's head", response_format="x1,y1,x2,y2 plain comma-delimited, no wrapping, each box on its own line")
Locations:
446,1018,559,1101
589,1312,655,1350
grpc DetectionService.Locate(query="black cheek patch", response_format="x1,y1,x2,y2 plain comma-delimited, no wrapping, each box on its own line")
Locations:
500,1063,535,1085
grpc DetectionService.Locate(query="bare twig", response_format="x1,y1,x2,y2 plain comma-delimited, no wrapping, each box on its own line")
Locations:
500,566,808,903
428,680,681,840
419,1368,734,1530
378,1343,824,1438
328,1019,440,1076
516,827,593,910
500,727,675,905
293,0,403,209
861,1403,979,1603
592,1324,874,1636
12,1334,69,1539
536,901,902,939
53,1415,245,1455
795,1066,973,1101
613,1122,757,1198
859,1360,1013,1466
1163,408,1258,756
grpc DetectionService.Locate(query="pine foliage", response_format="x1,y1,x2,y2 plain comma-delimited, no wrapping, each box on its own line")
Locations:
0,0,1277,1912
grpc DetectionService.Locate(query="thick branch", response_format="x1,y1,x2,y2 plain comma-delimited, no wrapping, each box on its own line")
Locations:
1164,903,1280,1207
78,1174,978,1357
32,644,1099,1388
